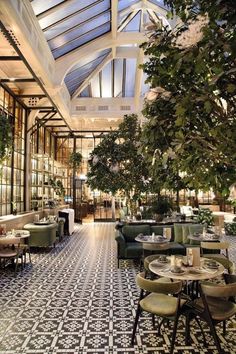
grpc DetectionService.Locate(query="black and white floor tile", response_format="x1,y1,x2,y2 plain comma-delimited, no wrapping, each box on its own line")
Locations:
0,223,235,353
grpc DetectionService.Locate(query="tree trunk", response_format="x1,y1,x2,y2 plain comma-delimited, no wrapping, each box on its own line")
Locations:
111,196,116,221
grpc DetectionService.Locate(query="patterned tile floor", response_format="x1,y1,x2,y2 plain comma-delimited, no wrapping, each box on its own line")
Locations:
0,223,235,354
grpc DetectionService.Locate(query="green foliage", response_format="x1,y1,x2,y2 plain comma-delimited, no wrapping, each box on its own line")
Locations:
224,222,236,236
151,196,172,215
141,0,236,195
69,152,82,170
49,178,65,197
196,208,214,226
87,114,150,198
0,113,12,163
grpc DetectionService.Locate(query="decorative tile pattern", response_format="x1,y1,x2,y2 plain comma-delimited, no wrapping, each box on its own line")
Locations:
0,223,235,353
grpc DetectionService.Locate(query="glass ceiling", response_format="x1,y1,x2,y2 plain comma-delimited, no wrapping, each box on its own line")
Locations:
77,58,150,99
65,49,112,96
31,0,170,99
31,0,111,59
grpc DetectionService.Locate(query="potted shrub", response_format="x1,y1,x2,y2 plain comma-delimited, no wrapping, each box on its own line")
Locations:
151,196,172,221
224,217,236,236
196,208,214,227
69,152,82,170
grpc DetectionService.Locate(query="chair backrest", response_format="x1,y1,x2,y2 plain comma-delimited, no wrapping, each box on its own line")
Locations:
201,241,229,250
136,272,182,295
200,281,236,298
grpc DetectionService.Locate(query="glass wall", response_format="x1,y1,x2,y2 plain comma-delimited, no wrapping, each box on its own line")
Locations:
0,86,26,216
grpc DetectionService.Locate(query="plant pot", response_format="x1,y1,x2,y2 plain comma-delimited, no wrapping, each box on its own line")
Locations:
155,214,164,222
12,209,17,216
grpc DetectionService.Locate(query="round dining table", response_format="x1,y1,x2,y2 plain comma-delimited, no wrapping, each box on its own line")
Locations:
135,234,170,251
149,256,225,281
0,230,30,242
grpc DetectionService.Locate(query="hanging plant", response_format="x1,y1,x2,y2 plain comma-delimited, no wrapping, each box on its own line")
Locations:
0,113,12,163
69,151,82,170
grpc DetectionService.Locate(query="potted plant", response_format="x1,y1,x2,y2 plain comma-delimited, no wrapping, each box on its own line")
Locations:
196,208,214,227
49,178,65,197
11,201,17,215
151,196,172,221
32,201,39,211
69,152,82,170
224,217,236,236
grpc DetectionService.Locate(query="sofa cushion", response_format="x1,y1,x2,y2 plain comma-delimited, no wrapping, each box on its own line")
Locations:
174,224,183,243
150,226,164,236
182,225,190,244
122,225,150,242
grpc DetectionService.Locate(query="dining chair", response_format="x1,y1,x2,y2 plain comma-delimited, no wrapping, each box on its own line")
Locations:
186,281,236,354
0,237,23,276
131,272,186,354
200,241,234,274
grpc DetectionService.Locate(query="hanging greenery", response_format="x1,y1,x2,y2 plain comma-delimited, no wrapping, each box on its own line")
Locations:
69,151,82,170
141,0,236,195
0,113,12,163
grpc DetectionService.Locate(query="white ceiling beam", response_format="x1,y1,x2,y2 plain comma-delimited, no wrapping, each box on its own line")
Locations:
55,32,146,84
116,47,139,58
37,0,73,21
134,47,144,110
71,53,113,99
112,0,118,39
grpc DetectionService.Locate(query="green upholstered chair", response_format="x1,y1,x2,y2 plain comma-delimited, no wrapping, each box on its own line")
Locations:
24,223,57,247
200,241,234,274
187,281,236,354
131,272,185,354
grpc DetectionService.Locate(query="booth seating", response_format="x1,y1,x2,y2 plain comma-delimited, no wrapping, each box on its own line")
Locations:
115,223,204,267
24,223,57,247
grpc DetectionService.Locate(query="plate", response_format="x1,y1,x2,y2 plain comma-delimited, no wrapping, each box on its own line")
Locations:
170,268,185,275
34,221,51,225
204,262,219,269
158,258,169,264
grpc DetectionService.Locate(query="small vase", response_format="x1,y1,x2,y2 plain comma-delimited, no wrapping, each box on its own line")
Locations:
12,209,17,216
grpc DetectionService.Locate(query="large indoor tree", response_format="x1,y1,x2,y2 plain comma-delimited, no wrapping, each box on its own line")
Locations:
87,114,150,218
141,0,236,205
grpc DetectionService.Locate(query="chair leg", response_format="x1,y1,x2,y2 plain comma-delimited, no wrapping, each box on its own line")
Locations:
195,317,207,346
14,257,19,276
152,314,155,328
28,247,32,264
170,315,179,354
223,320,226,336
208,318,223,354
185,313,191,345
131,304,141,345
